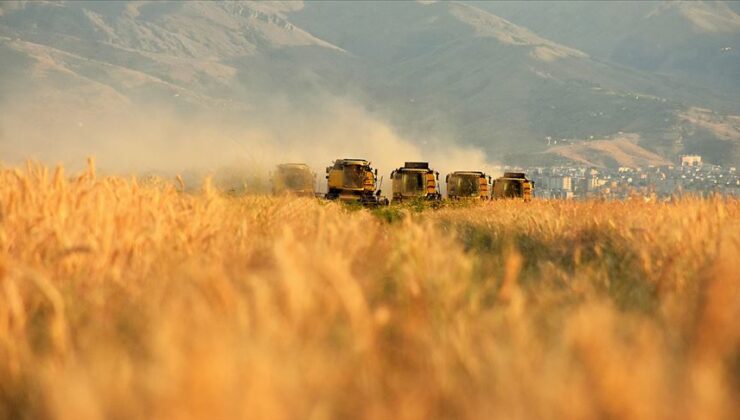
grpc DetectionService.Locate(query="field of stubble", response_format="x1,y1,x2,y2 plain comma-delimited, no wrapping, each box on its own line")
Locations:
1,162,738,420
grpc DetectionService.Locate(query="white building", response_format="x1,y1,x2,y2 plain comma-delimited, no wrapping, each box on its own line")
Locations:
681,155,702,167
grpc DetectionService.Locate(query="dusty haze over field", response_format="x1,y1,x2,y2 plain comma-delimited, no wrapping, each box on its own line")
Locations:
0,92,494,187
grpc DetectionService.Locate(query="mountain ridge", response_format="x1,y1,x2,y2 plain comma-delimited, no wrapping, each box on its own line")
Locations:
1,0,738,169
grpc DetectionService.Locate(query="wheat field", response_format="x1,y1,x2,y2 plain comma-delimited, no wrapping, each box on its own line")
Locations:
0,161,738,420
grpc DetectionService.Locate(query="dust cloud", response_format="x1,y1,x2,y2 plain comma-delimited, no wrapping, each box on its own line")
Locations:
0,92,497,193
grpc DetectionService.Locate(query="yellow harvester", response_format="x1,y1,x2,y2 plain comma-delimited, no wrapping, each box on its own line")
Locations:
390,162,441,203
492,172,534,201
325,158,388,206
446,171,491,200
272,163,316,197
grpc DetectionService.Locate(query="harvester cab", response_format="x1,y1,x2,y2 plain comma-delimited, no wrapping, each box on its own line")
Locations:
325,158,389,206
446,171,491,200
271,163,316,197
492,172,534,201
390,162,441,203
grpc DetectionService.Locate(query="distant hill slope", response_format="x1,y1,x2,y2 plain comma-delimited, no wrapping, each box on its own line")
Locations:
1,1,738,168
469,1,740,106
543,133,673,168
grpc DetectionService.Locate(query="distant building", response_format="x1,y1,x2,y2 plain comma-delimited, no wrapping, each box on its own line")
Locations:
681,155,702,167
547,176,572,191
515,160,737,199
587,176,599,191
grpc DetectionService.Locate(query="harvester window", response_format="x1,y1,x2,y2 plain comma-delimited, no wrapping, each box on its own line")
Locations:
343,165,366,189
449,175,480,196
401,172,425,195
512,181,522,196
499,180,523,198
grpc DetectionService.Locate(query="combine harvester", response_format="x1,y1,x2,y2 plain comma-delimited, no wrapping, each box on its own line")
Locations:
446,171,491,200
325,158,389,206
492,172,535,201
272,160,534,204
390,162,441,203
271,163,317,197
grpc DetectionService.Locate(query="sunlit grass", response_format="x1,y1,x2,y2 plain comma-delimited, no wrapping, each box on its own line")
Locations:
0,161,738,420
